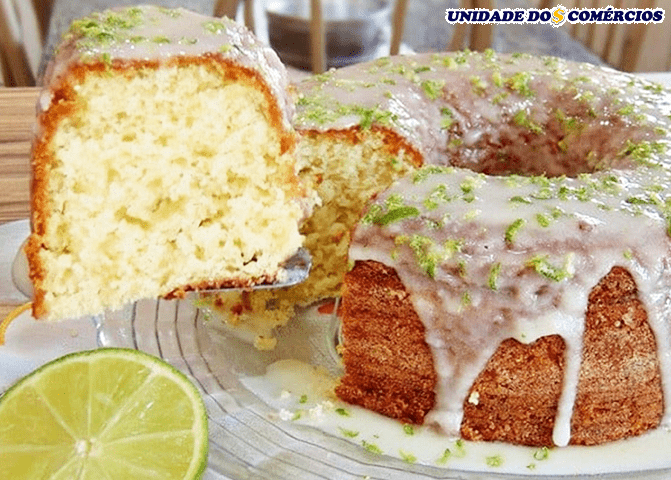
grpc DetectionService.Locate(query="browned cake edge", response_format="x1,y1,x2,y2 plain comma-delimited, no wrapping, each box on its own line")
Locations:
570,266,663,445
337,260,664,447
335,260,436,424
297,125,424,170
460,335,566,446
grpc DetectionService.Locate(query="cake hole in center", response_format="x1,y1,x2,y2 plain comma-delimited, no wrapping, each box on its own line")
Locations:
449,92,648,179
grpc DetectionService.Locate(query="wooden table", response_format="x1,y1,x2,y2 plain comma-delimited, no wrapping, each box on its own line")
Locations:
0,87,38,318
0,87,37,223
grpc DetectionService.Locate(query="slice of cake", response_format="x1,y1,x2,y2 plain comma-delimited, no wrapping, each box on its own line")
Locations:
27,6,313,321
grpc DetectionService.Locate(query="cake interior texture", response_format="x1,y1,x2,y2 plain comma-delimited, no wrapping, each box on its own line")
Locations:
208,127,419,346
30,62,306,320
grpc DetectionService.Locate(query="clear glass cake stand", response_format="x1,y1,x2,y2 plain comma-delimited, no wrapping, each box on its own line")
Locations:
94,298,671,480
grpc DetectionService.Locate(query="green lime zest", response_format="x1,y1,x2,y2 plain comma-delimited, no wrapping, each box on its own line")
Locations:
488,262,502,290
399,450,417,464
361,440,383,454
436,448,452,465
338,427,359,438
374,206,421,226
526,254,573,282
505,218,526,244
421,79,446,100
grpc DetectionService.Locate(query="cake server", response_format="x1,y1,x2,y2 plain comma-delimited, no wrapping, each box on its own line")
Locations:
195,247,312,293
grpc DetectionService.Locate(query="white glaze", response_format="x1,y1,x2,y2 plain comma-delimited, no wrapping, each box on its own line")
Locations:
329,51,671,446
243,358,671,475
351,167,671,445
294,51,671,178
41,5,294,130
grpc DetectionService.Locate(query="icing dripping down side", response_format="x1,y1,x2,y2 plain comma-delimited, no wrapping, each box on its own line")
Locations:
350,166,671,445
335,52,671,446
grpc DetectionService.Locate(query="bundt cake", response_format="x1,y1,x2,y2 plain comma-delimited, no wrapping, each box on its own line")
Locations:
27,5,313,320
336,51,671,447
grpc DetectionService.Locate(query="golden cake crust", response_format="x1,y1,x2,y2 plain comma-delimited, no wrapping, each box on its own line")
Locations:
460,335,565,446
569,266,663,445
338,261,664,446
336,260,436,424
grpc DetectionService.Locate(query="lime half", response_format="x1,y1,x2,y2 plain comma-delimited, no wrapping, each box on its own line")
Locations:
0,348,208,479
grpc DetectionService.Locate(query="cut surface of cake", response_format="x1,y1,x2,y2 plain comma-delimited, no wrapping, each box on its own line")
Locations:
27,6,313,320
206,77,423,344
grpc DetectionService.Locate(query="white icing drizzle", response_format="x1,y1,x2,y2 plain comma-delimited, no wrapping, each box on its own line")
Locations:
643,257,671,429
352,166,671,444
242,357,671,475
335,51,671,444
41,5,294,130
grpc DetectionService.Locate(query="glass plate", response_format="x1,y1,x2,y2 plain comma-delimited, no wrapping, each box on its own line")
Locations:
96,298,671,480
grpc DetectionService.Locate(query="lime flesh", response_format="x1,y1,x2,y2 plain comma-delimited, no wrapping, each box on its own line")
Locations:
0,348,208,479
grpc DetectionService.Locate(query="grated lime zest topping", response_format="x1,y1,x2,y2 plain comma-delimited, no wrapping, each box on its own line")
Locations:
486,455,504,467
399,450,417,464
488,263,502,290
440,107,455,129
421,79,446,100
535,212,551,227
338,427,359,438
469,75,488,96
509,195,532,204
361,440,383,454
506,71,534,97
203,20,227,34
526,255,573,282
372,206,421,226
533,446,550,461
513,109,544,134
436,448,452,465
505,218,526,245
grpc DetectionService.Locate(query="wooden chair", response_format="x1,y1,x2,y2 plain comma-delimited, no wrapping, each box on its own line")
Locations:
219,0,495,74
538,0,666,72
390,0,494,55
216,0,328,73
0,0,48,86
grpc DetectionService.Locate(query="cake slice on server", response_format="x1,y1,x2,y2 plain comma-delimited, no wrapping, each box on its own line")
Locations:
27,6,314,321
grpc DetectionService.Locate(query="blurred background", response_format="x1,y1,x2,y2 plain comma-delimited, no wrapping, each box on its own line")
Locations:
1,0,669,86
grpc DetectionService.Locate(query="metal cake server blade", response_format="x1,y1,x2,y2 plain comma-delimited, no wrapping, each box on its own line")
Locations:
193,247,312,293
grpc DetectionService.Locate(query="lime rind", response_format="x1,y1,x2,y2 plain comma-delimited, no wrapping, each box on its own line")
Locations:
0,347,208,480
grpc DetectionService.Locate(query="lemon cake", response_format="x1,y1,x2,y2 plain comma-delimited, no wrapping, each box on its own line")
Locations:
336,51,671,447
27,6,312,320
